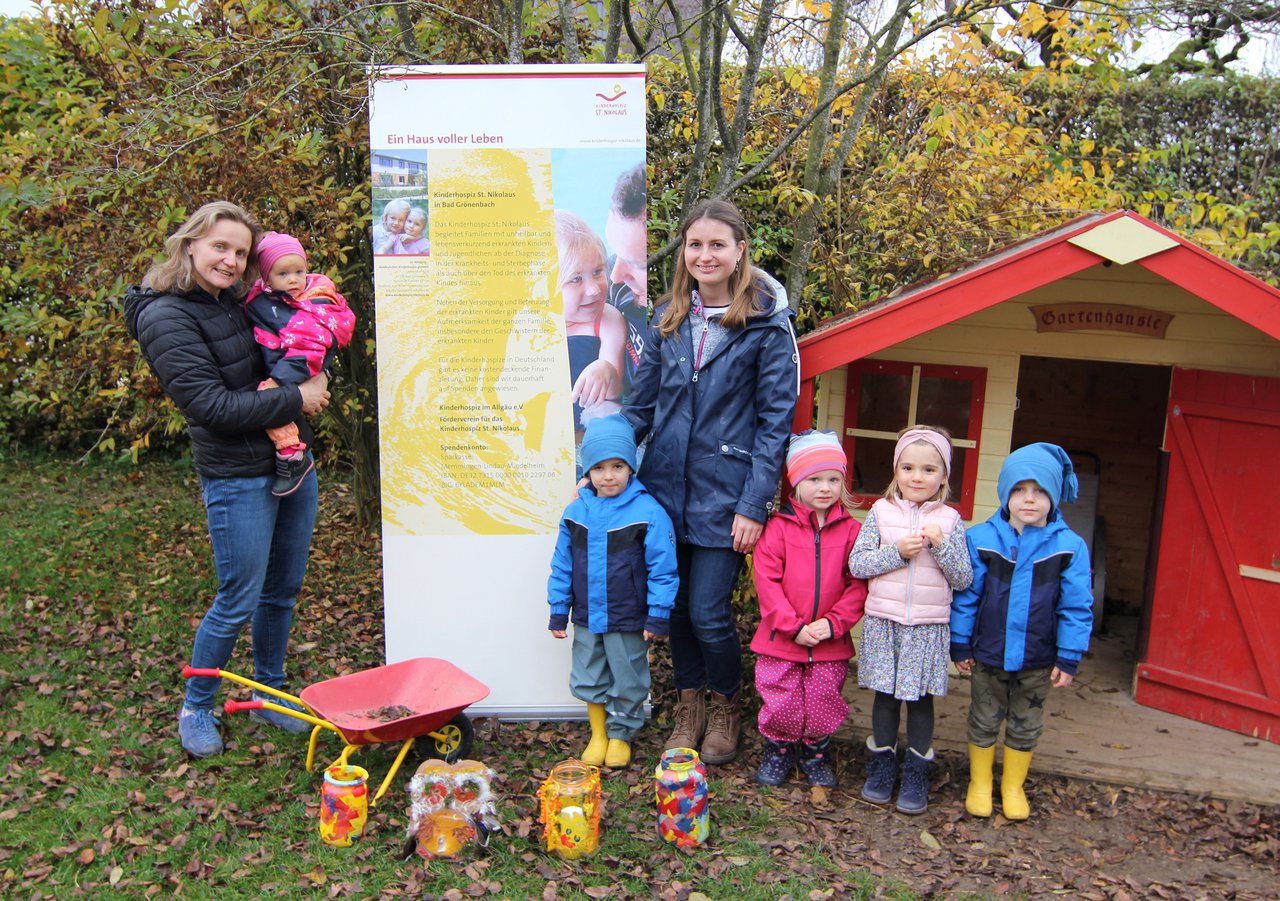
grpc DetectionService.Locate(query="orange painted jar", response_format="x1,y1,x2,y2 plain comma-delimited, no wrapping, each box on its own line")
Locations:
538,760,600,860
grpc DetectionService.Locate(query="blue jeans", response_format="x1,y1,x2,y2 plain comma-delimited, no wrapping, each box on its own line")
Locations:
670,544,744,697
185,465,318,711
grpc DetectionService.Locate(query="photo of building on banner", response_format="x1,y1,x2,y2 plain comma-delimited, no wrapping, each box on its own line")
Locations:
369,65,646,716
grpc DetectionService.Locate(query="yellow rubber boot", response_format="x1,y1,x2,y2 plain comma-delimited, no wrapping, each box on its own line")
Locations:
965,743,995,817
1001,747,1034,820
604,738,632,768
582,703,608,766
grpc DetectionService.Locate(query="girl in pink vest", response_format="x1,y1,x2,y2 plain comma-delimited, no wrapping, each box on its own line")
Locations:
848,425,973,813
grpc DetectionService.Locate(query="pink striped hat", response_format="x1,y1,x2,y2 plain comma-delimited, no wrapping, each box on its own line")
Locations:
786,430,847,485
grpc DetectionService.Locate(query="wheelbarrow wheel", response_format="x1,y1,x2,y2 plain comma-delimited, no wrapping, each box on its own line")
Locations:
422,713,474,762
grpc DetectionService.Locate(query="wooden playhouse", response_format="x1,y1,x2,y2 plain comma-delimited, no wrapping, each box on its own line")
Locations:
795,210,1280,743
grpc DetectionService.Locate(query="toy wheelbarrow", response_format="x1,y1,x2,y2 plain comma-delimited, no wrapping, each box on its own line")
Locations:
182,657,489,804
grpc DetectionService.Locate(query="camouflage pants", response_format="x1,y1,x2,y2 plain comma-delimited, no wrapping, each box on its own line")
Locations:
967,663,1052,752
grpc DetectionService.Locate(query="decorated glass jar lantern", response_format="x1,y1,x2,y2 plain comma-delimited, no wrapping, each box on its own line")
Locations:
655,748,709,846
538,759,601,860
319,764,369,847
406,758,504,859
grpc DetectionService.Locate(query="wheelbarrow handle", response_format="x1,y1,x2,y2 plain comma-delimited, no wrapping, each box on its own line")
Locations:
224,698,338,733
180,666,306,709
182,666,222,679
224,699,263,713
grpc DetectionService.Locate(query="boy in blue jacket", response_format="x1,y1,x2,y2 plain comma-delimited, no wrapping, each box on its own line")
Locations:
547,414,678,768
951,443,1093,820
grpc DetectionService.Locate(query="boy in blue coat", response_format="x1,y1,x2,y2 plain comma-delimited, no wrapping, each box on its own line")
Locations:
951,442,1093,820
547,414,678,768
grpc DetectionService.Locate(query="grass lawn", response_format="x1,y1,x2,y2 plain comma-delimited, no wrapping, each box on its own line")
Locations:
0,455,919,900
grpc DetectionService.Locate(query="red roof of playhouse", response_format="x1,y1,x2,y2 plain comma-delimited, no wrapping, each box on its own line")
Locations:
797,210,1280,379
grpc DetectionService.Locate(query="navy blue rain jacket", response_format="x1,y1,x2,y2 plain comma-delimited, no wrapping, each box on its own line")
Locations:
546,476,679,636
950,511,1093,674
622,281,799,548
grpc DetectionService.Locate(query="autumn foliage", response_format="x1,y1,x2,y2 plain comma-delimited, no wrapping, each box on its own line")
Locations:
1,2,1276,519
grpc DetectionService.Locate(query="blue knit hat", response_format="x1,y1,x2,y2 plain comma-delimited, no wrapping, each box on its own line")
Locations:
579,413,637,473
997,442,1079,512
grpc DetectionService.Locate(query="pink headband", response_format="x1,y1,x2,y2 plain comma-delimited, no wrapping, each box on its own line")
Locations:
893,429,952,473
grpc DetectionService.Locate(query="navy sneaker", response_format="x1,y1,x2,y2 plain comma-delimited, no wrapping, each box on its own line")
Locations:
756,739,797,786
178,706,224,758
249,692,312,734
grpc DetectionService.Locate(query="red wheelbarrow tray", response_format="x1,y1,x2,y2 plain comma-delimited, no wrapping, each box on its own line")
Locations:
298,657,489,745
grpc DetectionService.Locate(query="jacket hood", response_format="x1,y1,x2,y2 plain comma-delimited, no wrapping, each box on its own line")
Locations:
122,285,161,340
746,270,794,324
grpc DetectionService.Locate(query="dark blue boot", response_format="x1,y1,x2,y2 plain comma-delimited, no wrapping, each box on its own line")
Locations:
861,737,897,804
756,739,797,786
896,747,934,814
799,737,837,788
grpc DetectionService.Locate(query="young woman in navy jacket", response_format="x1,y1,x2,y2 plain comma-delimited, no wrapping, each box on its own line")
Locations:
622,199,799,764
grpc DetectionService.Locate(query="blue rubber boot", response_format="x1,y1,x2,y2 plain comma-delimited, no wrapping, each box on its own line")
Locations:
861,737,897,804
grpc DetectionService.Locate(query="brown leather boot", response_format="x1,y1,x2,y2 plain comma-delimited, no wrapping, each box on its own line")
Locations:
700,691,741,764
665,688,706,751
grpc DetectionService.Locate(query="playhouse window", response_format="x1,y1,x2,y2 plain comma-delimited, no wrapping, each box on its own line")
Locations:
841,359,986,519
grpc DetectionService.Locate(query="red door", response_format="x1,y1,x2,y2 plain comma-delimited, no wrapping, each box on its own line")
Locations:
1137,368,1280,742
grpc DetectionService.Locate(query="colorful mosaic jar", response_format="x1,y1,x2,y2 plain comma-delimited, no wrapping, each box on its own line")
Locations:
319,764,369,847
655,748,708,846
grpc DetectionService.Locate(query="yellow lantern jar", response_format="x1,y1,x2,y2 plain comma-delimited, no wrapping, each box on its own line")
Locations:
538,760,601,860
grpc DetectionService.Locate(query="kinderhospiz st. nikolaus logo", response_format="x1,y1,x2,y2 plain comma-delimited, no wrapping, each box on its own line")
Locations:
594,83,629,117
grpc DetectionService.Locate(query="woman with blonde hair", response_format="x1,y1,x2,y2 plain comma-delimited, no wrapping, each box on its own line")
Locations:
124,201,331,758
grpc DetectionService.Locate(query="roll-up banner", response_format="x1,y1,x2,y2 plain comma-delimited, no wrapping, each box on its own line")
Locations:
369,64,647,716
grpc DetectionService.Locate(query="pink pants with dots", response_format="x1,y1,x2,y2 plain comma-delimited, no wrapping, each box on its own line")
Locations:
755,655,850,743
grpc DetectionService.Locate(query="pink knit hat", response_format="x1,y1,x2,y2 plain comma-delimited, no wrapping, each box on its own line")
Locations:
255,231,306,279
786,430,847,485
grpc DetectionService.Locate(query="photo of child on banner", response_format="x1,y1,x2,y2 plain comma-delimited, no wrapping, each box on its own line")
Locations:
550,153,647,466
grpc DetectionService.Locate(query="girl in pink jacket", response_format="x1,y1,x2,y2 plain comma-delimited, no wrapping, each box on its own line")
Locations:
750,431,867,788
848,425,973,814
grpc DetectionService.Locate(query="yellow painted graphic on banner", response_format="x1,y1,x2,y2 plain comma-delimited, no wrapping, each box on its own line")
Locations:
376,149,574,536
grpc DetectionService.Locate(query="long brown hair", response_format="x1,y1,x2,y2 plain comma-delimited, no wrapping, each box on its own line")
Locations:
657,199,771,337
143,201,262,296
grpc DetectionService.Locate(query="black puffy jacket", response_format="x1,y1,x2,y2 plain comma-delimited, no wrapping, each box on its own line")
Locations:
123,285,309,479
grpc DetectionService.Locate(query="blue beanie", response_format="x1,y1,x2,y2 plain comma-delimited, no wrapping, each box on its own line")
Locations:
996,442,1079,512
579,413,637,473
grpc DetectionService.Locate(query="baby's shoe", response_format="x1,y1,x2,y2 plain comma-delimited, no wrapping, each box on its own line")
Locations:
755,739,796,786
799,737,837,788
272,451,314,497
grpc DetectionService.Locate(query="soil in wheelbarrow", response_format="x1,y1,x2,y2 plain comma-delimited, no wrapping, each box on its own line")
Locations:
363,704,416,723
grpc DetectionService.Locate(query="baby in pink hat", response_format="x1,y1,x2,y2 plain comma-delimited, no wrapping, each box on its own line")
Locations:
246,231,356,496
